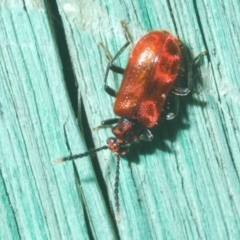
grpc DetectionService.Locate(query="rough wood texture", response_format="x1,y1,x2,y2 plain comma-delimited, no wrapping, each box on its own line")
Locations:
1,0,240,239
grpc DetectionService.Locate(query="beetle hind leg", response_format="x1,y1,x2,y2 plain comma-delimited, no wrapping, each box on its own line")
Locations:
171,50,207,96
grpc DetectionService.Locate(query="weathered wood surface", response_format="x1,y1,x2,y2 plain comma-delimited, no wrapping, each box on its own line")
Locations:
1,0,240,239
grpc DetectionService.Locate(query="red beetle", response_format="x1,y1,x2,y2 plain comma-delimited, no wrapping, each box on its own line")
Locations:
54,22,206,214
106,30,182,156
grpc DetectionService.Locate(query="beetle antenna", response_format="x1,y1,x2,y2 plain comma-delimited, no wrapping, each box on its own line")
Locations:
53,145,108,163
114,155,121,214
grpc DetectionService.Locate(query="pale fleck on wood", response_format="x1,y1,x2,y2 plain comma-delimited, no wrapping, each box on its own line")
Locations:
1,0,240,239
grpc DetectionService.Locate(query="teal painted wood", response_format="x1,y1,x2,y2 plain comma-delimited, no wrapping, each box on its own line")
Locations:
1,0,240,240
0,1,116,240
56,0,240,239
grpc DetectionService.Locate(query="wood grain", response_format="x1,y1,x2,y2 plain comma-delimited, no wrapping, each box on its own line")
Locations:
1,0,240,239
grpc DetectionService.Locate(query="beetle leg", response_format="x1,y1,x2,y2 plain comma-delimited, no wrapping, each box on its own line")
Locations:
139,129,154,141
99,42,125,74
171,87,190,96
92,118,119,130
105,21,131,74
104,84,117,97
161,94,179,120
101,118,119,126
120,21,132,43
100,40,130,97
171,50,207,96
105,41,130,73
99,22,132,98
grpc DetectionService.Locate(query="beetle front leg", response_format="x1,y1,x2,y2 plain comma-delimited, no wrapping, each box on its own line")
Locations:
92,118,119,130
101,118,119,126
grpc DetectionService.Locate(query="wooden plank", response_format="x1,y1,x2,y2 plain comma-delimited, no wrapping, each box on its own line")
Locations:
0,1,116,239
56,0,240,239
1,0,240,239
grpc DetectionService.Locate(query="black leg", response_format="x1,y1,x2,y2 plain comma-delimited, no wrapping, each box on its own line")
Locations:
171,50,207,96
139,129,154,141
100,42,130,97
99,21,131,97
161,94,179,120
92,118,119,130
101,118,119,126
99,42,126,74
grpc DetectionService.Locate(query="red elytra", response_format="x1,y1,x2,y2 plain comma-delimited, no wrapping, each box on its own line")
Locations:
115,31,181,128
107,31,182,155
54,25,205,214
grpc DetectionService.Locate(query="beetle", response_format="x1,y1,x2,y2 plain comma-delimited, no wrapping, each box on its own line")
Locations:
54,22,206,214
